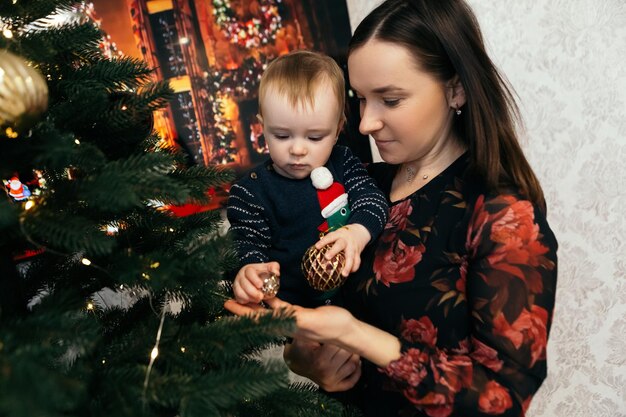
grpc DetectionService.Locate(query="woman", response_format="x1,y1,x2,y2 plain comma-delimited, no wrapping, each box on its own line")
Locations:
226,0,558,415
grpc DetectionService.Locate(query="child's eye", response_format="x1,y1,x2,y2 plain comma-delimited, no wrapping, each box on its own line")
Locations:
273,134,289,140
308,136,324,141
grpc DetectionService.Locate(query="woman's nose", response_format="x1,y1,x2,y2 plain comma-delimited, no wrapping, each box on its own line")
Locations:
359,105,383,135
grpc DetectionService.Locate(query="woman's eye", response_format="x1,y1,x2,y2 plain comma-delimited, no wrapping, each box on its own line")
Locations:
383,98,400,107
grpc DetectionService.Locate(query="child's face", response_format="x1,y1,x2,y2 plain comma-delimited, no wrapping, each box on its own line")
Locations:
260,82,341,180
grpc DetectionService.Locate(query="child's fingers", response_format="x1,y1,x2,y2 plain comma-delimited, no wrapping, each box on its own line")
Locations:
341,252,353,277
244,269,264,288
315,233,336,250
233,282,253,304
324,240,346,260
240,278,264,303
266,261,281,276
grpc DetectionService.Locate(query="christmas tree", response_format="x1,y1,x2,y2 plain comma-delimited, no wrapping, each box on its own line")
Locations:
0,2,351,416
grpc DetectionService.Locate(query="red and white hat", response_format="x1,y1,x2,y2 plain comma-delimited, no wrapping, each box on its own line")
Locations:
310,167,348,218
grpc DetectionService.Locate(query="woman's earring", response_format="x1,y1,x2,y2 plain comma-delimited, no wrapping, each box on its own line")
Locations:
455,105,462,116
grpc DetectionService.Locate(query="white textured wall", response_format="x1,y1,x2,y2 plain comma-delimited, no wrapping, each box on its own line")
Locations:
346,1,626,415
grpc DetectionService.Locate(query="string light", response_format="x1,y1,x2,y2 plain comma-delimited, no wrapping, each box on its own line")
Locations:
74,139,80,145
4,127,18,138
24,200,35,210
150,262,160,269
143,307,167,399
141,272,150,280
2,28,12,38
81,258,92,266
180,346,186,353
86,302,94,310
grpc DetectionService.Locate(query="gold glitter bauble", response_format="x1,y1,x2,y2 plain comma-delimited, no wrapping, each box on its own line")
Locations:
260,272,280,298
301,244,346,291
0,50,49,132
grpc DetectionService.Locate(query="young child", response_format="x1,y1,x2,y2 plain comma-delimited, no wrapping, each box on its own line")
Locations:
227,50,388,308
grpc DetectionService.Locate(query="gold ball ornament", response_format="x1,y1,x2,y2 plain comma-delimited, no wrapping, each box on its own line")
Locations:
301,245,347,291
260,272,280,299
0,50,49,133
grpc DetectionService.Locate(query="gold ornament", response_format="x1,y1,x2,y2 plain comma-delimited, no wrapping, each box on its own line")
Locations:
301,245,346,291
0,49,49,132
260,272,280,298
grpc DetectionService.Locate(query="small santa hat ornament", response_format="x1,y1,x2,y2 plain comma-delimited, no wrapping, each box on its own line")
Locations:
310,167,350,232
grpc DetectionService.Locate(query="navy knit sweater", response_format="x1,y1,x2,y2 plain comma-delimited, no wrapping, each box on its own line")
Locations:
226,146,389,307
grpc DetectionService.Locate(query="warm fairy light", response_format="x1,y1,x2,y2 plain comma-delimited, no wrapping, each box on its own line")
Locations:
24,200,35,210
105,224,119,235
150,262,160,269
81,258,92,266
150,347,159,360
102,359,106,364
179,37,189,44
2,29,12,38
86,302,94,310
180,346,186,353
121,105,127,111
5,127,18,138
168,228,174,232
74,139,80,145
141,272,150,280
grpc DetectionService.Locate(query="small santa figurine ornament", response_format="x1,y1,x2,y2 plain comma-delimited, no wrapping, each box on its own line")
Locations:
310,167,351,233
301,167,349,292
6,176,31,202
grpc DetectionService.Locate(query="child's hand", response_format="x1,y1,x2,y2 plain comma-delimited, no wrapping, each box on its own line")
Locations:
315,224,371,277
233,262,281,304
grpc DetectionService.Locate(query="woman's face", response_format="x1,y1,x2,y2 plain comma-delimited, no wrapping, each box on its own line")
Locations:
348,40,457,165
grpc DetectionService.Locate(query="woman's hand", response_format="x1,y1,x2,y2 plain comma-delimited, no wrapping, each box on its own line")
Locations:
284,338,361,392
223,297,402,367
223,297,356,346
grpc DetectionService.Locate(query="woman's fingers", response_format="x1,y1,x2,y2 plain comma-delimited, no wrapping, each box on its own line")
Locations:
224,299,266,316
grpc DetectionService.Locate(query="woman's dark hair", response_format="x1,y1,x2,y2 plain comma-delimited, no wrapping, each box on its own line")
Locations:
349,0,545,209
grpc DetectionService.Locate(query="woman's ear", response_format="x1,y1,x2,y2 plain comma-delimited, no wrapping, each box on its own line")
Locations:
446,75,466,109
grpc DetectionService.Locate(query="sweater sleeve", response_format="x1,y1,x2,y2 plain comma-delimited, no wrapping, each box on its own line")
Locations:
380,193,558,416
226,182,271,266
339,147,389,241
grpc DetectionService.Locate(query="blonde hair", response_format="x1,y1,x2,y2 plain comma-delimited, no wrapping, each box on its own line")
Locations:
258,50,346,126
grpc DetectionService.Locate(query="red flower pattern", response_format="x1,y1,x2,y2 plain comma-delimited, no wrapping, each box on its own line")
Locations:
485,197,552,293
400,317,437,348
470,336,503,372
478,380,513,414
371,183,556,416
373,238,425,286
493,305,548,366
384,199,413,240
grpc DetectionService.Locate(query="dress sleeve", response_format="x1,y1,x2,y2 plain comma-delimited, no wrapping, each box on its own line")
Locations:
381,193,558,416
340,147,389,240
226,183,272,266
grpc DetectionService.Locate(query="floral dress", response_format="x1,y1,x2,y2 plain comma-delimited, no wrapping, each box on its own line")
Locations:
342,155,558,417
